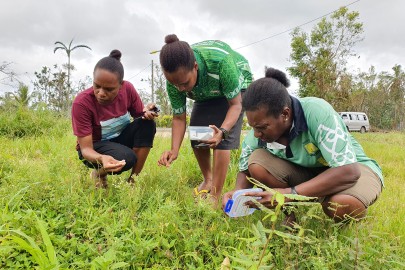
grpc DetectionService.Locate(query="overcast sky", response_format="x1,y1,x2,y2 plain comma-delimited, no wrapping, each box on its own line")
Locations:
1,0,404,97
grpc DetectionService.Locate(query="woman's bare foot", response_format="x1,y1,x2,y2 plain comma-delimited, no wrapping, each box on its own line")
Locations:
194,179,212,197
91,169,108,189
127,175,135,184
208,195,219,208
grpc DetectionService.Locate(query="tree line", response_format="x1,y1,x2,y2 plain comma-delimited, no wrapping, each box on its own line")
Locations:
1,7,404,130
0,39,91,114
288,7,404,130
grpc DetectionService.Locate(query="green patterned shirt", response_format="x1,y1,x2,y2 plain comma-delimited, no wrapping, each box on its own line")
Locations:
239,97,384,184
167,40,253,114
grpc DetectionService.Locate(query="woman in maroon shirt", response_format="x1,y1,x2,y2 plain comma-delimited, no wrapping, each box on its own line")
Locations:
72,50,158,188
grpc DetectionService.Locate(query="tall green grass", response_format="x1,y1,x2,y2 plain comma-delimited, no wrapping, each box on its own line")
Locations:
0,110,404,269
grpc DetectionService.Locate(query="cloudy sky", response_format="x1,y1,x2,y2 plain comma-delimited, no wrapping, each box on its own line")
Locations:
1,0,404,96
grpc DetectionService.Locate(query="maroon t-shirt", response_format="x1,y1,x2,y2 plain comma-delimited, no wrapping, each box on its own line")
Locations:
71,81,144,144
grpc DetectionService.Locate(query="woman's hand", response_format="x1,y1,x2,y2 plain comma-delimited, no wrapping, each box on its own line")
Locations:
200,125,223,148
243,188,292,209
222,190,236,210
101,155,126,172
143,103,159,120
158,150,178,167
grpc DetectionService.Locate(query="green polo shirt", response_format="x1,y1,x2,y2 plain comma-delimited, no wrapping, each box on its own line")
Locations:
167,40,253,115
239,96,384,184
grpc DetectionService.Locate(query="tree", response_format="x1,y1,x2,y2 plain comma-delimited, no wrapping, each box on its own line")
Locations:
387,65,405,130
12,83,32,108
33,65,69,112
0,83,32,109
0,61,19,86
137,86,152,105
354,66,387,129
288,7,364,109
54,39,91,93
148,64,172,115
352,66,377,112
354,65,405,130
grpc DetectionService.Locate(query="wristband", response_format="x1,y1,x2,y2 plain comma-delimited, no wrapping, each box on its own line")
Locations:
219,127,229,140
291,186,299,195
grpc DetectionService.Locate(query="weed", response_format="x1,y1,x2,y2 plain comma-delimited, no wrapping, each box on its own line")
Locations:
0,111,404,269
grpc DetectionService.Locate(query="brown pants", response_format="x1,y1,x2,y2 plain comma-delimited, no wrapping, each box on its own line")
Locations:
248,149,382,207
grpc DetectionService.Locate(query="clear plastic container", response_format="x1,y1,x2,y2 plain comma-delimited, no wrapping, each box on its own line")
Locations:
188,126,214,141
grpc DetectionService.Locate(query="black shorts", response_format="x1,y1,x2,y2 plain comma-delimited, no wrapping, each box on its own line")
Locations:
190,97,243,150
78,118,156,174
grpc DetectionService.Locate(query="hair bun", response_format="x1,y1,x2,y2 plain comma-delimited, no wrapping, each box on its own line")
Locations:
109,49,122,61
265,67,290,88
164,34,180,44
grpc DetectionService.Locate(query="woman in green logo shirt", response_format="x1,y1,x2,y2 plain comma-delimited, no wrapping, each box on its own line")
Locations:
157,34,252,204
222,68,383,223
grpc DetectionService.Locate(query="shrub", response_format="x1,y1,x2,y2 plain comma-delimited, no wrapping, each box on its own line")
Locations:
154,115,190,128
0,108,69,138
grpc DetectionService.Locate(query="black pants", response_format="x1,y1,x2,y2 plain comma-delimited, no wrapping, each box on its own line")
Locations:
78,118,156,174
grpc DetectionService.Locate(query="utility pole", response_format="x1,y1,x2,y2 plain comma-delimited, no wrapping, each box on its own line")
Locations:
151,60,154,103
149,50,160,104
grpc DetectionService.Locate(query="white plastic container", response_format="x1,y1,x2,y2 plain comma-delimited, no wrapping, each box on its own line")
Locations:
224,188,263,218
188,126,214,141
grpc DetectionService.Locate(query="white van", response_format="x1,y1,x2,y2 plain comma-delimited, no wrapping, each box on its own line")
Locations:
338,112,370,133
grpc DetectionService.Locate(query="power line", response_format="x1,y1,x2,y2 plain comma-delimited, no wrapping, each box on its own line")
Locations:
127,63,152,80
126,0,360,79
235,0,360,50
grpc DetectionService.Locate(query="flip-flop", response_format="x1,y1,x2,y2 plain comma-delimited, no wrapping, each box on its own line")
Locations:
193,187,210,197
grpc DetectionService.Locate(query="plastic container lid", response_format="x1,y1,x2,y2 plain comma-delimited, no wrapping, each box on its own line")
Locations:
188,126,214,141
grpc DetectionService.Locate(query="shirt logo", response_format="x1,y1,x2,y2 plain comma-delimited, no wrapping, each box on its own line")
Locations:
317,157,329,166
304,143,319,155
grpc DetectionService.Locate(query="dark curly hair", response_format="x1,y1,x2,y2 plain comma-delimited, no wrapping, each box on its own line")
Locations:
94,49,124,83
242,67,291,117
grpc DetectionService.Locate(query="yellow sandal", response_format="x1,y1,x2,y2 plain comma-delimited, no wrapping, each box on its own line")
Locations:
193,187,210,197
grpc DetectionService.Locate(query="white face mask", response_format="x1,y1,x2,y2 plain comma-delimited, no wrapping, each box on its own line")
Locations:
267,142,286,150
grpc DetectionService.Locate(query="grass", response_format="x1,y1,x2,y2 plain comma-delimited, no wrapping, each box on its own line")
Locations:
0,111,404,269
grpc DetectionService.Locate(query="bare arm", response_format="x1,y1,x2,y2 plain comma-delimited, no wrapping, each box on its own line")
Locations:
78,135,125,172
294,163,361,197
78,135,103,163
243,163,362,209
234,171,254,190
221,93,242,131
171,112,187,153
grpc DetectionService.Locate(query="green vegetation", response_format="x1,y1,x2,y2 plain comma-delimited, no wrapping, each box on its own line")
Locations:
53,38,92,98
289,7,405,131
1,7,403,268
2,7,404,132
0,109,404,269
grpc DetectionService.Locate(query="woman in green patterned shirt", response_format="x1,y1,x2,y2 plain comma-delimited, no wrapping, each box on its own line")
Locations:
157,34,252,204
222,68,383,223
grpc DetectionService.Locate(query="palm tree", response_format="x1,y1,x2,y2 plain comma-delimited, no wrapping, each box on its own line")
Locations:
13,83,31,107
53,39,91,92
0,83,32,108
